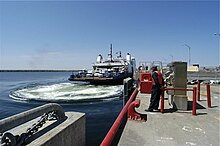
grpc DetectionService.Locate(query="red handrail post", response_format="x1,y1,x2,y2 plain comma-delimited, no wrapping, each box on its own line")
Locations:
160,87,165,113
100,88,138,146
197,81,200,101
192,87,197,116
206,84,211,108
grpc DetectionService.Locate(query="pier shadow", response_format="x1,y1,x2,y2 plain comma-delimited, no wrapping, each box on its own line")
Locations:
163,108,177,113
161,101,207,114
164,97,169,100
187,101,206,110
210,105,218,108
183,101,207,115
198,99,207,102
196,113,208,116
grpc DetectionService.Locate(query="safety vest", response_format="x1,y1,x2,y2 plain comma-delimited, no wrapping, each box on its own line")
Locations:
152,71,163,85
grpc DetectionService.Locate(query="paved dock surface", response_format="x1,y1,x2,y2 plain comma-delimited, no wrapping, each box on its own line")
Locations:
118,85,220,146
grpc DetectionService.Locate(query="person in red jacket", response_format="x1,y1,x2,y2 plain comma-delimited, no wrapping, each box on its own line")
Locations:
146,66,164,112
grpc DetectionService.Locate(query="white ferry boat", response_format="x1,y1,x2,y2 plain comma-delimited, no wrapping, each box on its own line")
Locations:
68,44,136,85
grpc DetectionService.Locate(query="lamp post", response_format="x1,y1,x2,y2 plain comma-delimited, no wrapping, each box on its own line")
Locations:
214,33,220,67
183,44,191,66
169,54,173,62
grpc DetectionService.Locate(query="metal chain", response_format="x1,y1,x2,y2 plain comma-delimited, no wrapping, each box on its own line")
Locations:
0,111,58,146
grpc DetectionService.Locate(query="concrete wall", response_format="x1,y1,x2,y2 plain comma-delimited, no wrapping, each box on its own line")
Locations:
0,103,85,146
28,112,85,146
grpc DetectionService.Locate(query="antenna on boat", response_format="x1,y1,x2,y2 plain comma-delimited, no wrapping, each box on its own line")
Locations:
116,51,122,58
108,44,113,62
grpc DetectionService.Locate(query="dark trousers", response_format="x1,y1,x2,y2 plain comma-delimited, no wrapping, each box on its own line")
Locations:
148,85,161,110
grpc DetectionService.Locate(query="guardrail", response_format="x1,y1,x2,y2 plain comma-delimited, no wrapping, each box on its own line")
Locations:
197,82,212,108
206,84,211,108
100,88,138,146
160,87,197,115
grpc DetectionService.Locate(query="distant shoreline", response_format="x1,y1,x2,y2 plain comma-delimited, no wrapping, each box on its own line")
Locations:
0,70,83,72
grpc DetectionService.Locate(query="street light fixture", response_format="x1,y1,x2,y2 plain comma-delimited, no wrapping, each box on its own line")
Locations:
214,33,220,67
169,54,173,62
183,44,191,66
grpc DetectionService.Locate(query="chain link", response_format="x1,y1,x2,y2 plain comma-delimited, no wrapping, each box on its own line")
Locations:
0,111,58,146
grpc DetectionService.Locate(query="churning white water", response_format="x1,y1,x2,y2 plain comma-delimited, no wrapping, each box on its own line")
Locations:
10,82,123,102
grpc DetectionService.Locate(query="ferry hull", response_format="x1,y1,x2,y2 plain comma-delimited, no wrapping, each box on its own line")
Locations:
68,74,133,85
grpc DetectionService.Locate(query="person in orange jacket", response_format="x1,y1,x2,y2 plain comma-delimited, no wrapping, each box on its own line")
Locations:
146,66,164,112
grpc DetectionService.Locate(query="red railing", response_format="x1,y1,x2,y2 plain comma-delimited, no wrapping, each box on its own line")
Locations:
161,87,197,115
206,84,211,108
100,88,138,146
197,82,212,108
197,81,201,101
101,83,212,145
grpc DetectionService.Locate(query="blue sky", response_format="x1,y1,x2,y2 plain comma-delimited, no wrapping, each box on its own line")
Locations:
0,0,219,70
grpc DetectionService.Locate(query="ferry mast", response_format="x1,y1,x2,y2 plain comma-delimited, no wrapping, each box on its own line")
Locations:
108,44,113,62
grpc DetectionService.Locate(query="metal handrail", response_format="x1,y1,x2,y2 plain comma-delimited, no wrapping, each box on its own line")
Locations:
100,88,138,146
0,103,66,133
161,87,197,115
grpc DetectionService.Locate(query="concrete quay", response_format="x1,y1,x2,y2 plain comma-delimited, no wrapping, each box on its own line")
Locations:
0,104,85,146
118,85,220,146
28,112,85,146
6,112,85,146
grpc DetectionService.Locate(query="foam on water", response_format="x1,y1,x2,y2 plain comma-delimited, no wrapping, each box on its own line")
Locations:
10,82,123,102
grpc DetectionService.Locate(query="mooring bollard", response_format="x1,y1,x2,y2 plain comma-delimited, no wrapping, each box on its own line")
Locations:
206,84,211,108
192,87,197,116
197,81,200,101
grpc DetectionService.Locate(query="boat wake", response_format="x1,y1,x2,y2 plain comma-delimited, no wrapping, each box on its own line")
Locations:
9,82,123,103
